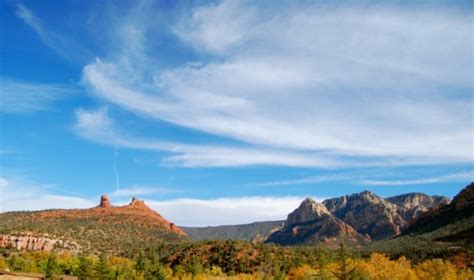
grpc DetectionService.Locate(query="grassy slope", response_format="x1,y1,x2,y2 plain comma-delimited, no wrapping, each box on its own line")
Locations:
181,220,284,241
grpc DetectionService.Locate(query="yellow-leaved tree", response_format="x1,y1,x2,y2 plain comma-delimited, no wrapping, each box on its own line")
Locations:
415,259,459,280
354,253,417,280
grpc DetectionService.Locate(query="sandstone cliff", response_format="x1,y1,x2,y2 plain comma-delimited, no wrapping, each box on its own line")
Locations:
0,233,80,253
323,191,406,240
91,195,185,235
386,193,450,221
266,198,369,246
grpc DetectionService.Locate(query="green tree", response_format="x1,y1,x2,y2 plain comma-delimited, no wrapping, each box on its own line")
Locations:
7,255,36,272
187,255,203,276
135,254,152,275
44,254,58,279
149,264,169,280
0,256,8,271
76,255,94,280
334,239,355,280
94,254,113,280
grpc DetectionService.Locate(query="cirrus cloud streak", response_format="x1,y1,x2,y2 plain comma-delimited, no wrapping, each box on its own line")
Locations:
80,1,473,167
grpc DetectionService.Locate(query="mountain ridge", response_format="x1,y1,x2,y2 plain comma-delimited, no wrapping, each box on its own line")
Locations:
266,197,370,246
0,188,465,253
182,191,452,244
182,220,284,242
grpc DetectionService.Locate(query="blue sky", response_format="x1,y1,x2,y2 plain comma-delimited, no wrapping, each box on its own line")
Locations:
0,0,472,226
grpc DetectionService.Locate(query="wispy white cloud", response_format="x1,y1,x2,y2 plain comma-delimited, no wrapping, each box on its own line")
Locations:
173,0,256,54
4,195,96,212
248,169,474,188
0,177,96,212
249,172,367,187
73,107,353,168
361,171,474,186
0,77,75,113
74,107,115,139
80,1,473,167
15,4,91,63
73,107,469,169
147,196,310,226
109,186,174,197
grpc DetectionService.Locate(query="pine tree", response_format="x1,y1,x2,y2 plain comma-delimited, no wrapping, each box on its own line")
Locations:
44,254,58,279
94,254,112,280
334,239,355,280
187,255,203,276
76,255,94,280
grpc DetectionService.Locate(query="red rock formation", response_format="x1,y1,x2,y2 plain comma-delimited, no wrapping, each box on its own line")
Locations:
129,197,147,208
35,195,186,236
266,197,370,246
99,195,112,207
323,191,407,240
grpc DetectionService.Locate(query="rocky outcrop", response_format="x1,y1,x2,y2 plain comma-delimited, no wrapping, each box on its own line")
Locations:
0,233,80,253
266,198,369,246
129,197,147,207
97,196,186,235
323,191,406,240
387,193,450,211
386,193,450,221
99,195,112,207
287,198,331,225
0,234,56,251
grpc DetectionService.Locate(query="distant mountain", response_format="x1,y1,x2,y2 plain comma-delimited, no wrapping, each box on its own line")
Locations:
0,195,186,255
323,191,407,240
266,198,370,246
182,220,284,242
386,193,450,221
183,191,450,245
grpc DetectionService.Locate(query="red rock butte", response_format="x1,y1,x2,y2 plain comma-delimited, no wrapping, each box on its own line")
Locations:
99,195,112,207
36,195,186,236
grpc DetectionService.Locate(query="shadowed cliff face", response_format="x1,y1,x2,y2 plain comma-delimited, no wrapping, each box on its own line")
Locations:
403,182,474,240
266,197,370,247
452,182,474,211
